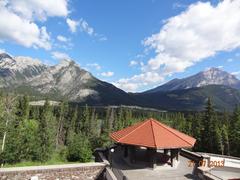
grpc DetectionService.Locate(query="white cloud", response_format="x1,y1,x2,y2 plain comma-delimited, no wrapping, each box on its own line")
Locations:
172,2,187,9
87,63,101,70
0,5,51,50
79,18,94,36
0,48,6,53
51,51,70,60
99,36,107,41
232,71,240,76
101,71,114,77
114,72,164,92
0,0,69,50
6,0,68,21
57,35,69,42
66,18,95,36
115,0,240,92
66,18,79,33
129,60,138,66
113,82,140,92
66,18,107,41
227,58,233,62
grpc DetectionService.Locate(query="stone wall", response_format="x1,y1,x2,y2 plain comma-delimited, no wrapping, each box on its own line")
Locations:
0,163,106,180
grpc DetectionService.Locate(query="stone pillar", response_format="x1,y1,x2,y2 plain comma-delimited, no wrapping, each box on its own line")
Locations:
164,149,169,155
149,149,157,169
170,149,173,167
176,149,180,161
170,149,179,167
129,146,136,163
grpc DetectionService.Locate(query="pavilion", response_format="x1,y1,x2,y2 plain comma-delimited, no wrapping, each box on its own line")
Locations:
110,118,196,169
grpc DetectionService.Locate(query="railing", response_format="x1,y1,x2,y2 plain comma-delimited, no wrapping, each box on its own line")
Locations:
112,167,128,180
197,152,240,161
94,149,128,180
180,149,202,162
204,171,224,180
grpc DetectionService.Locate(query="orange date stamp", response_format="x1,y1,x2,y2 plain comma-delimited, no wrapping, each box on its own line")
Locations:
188,160,225,167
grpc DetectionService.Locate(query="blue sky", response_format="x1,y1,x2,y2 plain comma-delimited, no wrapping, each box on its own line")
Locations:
0,0,240,92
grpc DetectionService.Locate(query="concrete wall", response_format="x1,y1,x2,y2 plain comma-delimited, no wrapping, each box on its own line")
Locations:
0,163,105,180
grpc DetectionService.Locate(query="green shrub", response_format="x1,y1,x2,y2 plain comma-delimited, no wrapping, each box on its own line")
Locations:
67,134,92,162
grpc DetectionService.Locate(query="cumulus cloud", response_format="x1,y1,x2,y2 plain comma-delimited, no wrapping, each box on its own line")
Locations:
79,18,94,36
232,71,240,76
114,72,164,92
57,35,69,42
66,18,79,33
115,0,240,92
98,36,108,41
6,0,68,21
129,60,138,66
0,0,69,50
101,71,114,77
67,18,95,36
87,63,101,70
51,51,70,60
0,48,6,53
66,17,107,41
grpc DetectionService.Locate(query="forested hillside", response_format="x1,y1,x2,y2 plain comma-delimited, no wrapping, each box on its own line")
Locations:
0,94,240,166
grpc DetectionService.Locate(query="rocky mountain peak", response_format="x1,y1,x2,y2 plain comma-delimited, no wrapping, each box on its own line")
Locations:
0,53,12,60
145,67,240,93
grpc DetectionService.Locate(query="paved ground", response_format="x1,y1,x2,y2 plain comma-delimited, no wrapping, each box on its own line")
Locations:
112,149,197,180
210,167,240,180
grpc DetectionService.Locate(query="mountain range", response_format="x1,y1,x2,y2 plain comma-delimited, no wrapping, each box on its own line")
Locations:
144,67,240,93
0,53,240,111
0,53,135,106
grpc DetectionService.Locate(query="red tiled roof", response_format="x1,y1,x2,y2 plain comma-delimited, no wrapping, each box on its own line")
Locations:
110,118,196,149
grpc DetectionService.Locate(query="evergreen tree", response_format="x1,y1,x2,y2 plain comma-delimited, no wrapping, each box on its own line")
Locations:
55,101,68,148
18,119,40,161
0,95,18,165
38,100,52,162
215,126,224,155
80,105,90,135
229,105,240,156
222,124,230,156
191,113,202,151
201,97,218,153
66,107,78,145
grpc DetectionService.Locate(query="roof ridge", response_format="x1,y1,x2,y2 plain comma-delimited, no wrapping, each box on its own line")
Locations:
152,119,193,146
117,119,150,143
150,120,157,148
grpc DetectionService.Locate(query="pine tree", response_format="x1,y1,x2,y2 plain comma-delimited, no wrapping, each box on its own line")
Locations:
18,119,40,161
66,107,78,145
38,99,52,162
229,105,240,156
0,95,18,165
15,96,30,124
201,97,218,153
80,105,90,135
56,101,68,148
191,113,202,151
215,126,224,155
222,124,230,156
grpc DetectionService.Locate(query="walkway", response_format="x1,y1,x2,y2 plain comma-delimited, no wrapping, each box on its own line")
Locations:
112,149,198,180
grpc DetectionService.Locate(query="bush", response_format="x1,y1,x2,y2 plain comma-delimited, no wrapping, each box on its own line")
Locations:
67,134,92,162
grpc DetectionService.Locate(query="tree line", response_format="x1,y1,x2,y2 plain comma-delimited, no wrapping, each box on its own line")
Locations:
0,94,239,166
